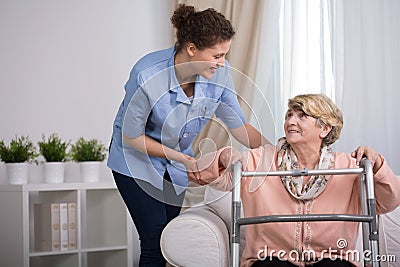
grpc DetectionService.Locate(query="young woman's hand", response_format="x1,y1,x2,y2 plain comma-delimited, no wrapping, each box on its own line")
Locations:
181,154,199,173
180,154,208,185
351,146,383,174
219,147,244,169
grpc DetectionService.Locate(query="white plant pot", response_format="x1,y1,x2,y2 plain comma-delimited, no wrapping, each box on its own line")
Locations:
80,161,101,182
43,162,65,183
6,162,29,184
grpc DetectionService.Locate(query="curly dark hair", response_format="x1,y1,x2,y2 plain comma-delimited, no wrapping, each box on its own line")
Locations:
171,4,235,52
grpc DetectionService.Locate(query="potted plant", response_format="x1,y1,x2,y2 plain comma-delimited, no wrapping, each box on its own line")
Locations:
0,135,38,184
69,137,107,182
38,133,70,183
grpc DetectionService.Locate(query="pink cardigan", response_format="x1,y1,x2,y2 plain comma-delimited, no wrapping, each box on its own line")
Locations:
197,144,400,267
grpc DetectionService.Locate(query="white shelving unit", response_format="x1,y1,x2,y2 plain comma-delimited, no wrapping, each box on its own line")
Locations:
0,182,136,267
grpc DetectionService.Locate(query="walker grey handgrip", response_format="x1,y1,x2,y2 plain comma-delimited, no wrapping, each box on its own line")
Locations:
292,168,308,176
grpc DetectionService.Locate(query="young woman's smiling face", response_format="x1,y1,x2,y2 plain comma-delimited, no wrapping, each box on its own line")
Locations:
189,40,231,80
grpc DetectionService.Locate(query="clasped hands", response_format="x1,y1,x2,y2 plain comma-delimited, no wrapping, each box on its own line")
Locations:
182,148,244,185
180,154,205,185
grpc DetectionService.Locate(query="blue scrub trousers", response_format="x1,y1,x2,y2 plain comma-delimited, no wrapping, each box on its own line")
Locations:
113,170,185,267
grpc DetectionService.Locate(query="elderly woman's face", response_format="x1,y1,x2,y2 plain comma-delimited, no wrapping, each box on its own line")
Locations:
284,109,326,146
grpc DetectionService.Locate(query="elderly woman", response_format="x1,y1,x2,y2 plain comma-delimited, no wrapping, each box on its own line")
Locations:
192,94,400,267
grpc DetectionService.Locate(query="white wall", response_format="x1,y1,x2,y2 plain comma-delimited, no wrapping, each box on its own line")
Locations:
0,0,174,183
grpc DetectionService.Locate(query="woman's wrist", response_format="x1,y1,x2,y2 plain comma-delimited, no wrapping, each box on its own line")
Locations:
164,147,183,162
373,154,384,174
218,147,233,167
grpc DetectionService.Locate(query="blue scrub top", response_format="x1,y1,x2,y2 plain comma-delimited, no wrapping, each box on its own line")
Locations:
107,47,246,193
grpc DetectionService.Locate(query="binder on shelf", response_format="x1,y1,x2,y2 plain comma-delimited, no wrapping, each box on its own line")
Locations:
59,203,69,251
34,203,60,251
68,202,77,250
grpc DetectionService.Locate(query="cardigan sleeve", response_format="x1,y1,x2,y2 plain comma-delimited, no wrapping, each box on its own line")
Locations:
372,156,400,214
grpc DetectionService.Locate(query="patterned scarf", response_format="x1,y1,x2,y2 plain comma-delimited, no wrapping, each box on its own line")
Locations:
277,137,335,200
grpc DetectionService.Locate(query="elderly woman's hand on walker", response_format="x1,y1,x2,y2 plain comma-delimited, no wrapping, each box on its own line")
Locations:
351,146,383,174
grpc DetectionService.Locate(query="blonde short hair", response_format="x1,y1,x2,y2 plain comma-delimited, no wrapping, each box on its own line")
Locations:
288,94,343,145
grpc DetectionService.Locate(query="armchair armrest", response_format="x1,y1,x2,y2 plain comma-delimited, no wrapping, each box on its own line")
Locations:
161,205,230,267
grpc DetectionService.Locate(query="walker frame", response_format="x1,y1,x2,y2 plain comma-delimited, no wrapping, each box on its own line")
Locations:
230,158,379,267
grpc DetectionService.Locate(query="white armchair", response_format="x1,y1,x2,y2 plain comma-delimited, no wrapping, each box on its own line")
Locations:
160,186,243,267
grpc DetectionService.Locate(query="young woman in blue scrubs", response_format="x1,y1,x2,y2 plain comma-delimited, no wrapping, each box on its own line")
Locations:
108,4,268,266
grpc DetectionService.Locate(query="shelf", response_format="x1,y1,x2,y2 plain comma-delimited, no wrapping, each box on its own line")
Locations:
0,182,117,192
30,245,127,257
30,250,78,257
0,181,132,267
81,245,128,253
